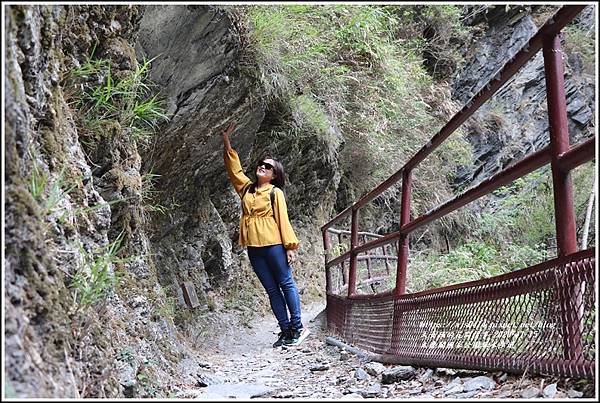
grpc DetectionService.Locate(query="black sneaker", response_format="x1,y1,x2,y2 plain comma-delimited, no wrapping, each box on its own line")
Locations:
273,329,292,348
284,326,310,346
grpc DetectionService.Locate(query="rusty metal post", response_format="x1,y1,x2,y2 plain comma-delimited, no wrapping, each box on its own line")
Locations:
389,169,413,354
395,169,412,296
544,34,577,256
543,32,581,360
338,232,348,286
382,244,390,275
348,208,359,297
323,229,332,295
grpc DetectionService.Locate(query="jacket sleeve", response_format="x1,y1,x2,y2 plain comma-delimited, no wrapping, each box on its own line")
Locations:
224,148,252,197
273,188,300,250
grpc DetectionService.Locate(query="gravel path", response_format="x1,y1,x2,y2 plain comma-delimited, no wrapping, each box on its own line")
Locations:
169,302,592,399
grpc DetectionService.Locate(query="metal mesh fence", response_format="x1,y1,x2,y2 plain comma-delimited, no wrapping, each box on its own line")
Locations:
326,249,595,378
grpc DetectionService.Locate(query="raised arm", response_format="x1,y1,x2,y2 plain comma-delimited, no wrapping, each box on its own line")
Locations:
222,122,251,196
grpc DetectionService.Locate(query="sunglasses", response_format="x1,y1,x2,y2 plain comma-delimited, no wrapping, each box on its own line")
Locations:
257,161,274,171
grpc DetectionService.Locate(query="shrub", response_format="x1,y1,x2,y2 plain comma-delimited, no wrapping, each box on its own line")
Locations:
563,25,595,69
407,240,548,293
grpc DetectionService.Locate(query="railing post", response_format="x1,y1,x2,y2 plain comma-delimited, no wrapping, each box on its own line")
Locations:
337,232,348,287
389,169,412,355
348,208,359,297
543,32,581,361
395,169,412,296
323,229,332,295
381,244,390,275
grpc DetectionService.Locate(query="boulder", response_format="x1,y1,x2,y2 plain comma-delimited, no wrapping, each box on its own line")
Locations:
381,366,416,384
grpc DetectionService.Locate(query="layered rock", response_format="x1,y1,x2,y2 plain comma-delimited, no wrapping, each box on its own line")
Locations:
134,5,340,316
452,5,595,187
4,5,190,398
3,4,594,399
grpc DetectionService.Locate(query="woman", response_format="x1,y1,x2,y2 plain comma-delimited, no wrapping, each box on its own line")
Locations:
221,121,310,347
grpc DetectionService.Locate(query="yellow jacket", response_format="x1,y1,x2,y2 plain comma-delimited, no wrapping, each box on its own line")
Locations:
224,148,300,250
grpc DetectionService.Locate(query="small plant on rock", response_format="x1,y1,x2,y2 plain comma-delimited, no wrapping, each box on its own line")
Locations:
71,232,127,310
71,45,169,142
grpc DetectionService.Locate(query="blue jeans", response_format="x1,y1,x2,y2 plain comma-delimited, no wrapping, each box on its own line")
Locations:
247,244,302,332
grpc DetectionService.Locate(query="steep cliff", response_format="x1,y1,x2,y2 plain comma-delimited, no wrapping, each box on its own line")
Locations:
4,5,223,398
453,5,595,187
3,4,595,398
4,5,340,398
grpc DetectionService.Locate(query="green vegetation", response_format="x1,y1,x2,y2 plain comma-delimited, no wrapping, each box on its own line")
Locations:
71,232,126,309
406,162,596,292
139,169,181,217
474,170,556,249
241,5,473,196
325,241,350,260
136,360,159,397
563,25,595,69
117,347,135,365
472,163,596,252
141,171,167,215
151,295,178,320
29,159,48,201
407,241,548,293
71,46,169,142
29,164,75,215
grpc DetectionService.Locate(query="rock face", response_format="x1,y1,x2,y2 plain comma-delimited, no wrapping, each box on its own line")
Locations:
452,5,595,188
134,5,265,310
5,5,147,398
3,4,594,399
132,5,341,332
4,4,342,398
3,5,250,399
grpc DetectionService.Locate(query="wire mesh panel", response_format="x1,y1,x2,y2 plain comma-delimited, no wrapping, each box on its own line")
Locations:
345,296,396,352
327,249,595,379
326,295,347,337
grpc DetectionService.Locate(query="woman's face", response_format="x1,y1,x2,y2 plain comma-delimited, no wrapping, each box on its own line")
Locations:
256,158,276,182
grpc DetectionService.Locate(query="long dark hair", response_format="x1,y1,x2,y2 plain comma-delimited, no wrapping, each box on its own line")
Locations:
249,156,285,193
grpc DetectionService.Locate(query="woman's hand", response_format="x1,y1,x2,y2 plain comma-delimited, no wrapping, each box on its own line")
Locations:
222,122,236,151
287,249,296,265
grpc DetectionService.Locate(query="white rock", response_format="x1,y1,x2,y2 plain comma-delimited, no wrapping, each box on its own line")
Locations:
463,376,496,392
521,386,540,398
340,392,364,399
355,368,369,381
445,384,464,395
543,383,557,398
364,362,386,376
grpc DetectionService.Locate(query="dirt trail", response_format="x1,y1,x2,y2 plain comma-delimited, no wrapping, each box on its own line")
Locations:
172,301,344,399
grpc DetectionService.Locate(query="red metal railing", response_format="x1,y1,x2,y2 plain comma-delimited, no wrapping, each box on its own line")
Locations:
321,5,595,378
327,249,595,378
325,229,398,295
